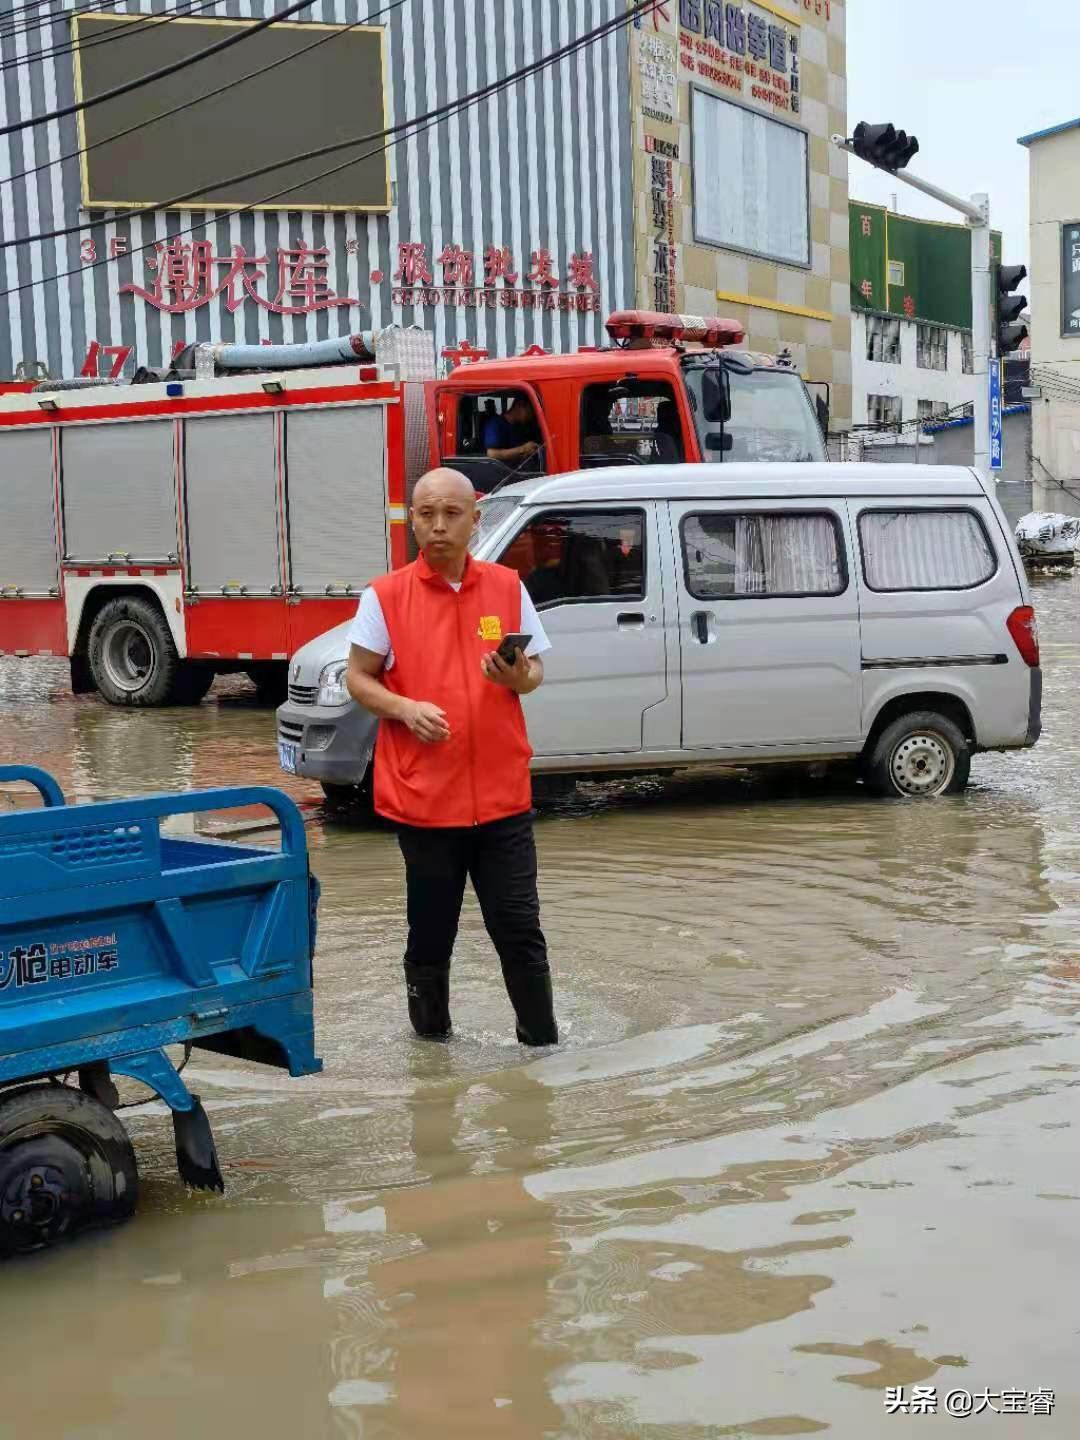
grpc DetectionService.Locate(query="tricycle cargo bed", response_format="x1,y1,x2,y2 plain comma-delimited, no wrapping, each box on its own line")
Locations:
0,766,321,1254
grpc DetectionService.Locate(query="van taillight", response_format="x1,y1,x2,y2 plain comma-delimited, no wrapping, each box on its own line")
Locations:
1006,606,1040,667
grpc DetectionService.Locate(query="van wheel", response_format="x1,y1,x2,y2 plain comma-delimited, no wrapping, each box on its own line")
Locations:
87,596,181,707
862,711,971,798
0,1084,138,1257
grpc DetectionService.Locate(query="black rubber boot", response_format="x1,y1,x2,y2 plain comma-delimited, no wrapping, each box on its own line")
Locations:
506,970,559,1047
404,963,452,1040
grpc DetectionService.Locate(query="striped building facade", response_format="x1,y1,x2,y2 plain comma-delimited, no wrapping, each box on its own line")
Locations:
0,0,635,380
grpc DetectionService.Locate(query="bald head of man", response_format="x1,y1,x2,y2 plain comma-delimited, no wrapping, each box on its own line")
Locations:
409,467,481,578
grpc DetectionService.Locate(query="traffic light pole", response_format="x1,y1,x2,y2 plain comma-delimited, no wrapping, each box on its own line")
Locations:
969,197,992,479
832,137,993,478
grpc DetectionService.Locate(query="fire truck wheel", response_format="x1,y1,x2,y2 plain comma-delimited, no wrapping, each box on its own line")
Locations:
245,665,288,706
87,596,182,706
0,1084,138,1257
175,663,215,706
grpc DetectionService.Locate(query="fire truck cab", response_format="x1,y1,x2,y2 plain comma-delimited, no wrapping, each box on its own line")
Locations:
433,310,827,496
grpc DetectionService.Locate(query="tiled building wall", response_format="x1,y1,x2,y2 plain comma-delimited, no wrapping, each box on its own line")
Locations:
630,0,850,428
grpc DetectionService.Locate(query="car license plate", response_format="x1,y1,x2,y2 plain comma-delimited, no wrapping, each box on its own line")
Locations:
278,740,298,775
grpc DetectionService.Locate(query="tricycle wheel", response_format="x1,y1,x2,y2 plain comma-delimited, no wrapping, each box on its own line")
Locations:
0,1085,138,1258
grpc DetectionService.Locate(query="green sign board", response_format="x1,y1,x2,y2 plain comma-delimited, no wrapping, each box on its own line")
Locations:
849,203,1001,330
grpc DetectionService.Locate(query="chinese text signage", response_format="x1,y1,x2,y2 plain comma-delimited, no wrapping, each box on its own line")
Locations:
102,237,601,317
1062,221,1080,337
678,0,801,114
391,242,601,313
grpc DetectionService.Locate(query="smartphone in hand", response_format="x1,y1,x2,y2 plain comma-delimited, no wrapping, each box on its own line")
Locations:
496,632,532,665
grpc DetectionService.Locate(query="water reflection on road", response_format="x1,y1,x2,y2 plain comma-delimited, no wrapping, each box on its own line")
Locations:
1,565,1078,1438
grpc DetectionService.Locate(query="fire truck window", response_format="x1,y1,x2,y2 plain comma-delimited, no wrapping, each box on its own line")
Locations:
444,391,545,495
499,510,645,609
579,383,684,468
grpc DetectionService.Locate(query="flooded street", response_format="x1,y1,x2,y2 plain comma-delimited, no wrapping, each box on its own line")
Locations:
2,561,1079,1436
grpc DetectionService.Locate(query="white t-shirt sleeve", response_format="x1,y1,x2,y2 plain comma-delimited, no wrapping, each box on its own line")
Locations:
520,583,551,656
346,589,395,669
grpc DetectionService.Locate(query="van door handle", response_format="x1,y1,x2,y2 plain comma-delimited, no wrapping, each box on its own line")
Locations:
617,612,645,630
691,610,711,644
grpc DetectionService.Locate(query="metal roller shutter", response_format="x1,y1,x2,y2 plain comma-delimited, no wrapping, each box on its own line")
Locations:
184,415,280,593
62,420,176,563
0,430,58,595
285,405,388,593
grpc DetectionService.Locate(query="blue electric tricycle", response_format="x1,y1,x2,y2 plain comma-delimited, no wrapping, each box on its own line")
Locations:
0,766,321,1257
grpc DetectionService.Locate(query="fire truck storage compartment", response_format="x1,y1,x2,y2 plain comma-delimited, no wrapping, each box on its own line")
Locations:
61,420,177,565
284,404,388,593
183,414,280,594
0,429,58,595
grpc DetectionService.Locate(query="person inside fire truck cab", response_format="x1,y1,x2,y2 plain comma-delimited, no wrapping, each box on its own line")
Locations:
653,398,684,462
483,395,541,466
345,467,559,1048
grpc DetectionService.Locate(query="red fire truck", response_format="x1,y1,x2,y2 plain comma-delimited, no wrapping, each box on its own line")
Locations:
0,312,827,706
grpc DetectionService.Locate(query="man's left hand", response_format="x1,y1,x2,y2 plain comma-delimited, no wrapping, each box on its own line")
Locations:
481,648,533,693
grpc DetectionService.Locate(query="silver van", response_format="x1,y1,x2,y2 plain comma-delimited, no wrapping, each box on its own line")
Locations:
276,464,1041,803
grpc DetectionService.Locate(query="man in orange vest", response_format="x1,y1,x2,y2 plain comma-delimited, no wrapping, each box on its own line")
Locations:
345,467,558,1046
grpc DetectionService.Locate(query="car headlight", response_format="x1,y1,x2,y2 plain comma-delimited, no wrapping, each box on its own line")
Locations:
316,659,350,708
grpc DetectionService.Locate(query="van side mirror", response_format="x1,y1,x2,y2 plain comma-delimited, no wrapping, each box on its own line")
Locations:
704,432,733,452
815,393,830,439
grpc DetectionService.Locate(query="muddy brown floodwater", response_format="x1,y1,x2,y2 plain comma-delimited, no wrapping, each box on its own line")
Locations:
2,572,1079,1436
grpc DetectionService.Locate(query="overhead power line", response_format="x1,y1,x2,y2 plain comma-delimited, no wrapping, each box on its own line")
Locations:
0,0,63,27
0,0,316,138
0,0,115,45
0,0,226,76
1,0,408,194
4,0,647,251
0,0,655,301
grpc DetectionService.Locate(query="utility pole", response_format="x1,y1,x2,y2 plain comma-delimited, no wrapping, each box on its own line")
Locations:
834,128,993,479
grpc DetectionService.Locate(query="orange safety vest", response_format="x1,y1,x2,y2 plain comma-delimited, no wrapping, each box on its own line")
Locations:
370,552,534,827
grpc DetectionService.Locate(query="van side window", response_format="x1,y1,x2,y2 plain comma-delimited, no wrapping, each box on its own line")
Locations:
579,382,684,467
859,510,996,592
499,510,646,608
682,512,845,599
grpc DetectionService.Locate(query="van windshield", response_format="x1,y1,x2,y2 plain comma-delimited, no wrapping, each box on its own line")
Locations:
681,359,826,463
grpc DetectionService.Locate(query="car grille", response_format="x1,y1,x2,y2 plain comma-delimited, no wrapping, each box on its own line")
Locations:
288,683,318,706
278,718,304,742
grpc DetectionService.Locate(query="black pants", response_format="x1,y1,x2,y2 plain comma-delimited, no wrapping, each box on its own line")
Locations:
396,811,556,1043
396,811,550,982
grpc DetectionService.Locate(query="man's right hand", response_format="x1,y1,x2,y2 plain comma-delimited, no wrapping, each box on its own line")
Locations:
400,699,450,743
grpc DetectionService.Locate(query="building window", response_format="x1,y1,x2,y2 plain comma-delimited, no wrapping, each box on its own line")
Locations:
887,259,906,287
868,394,902,426
917,400,950,422
917,323,948,371
961,331,974,375
691,89,809,267
866,316,902,364
681,512,846,599
859,510,996,592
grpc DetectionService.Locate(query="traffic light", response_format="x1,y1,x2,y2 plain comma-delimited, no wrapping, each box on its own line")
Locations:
996,264,1028,355
850,121,920,173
